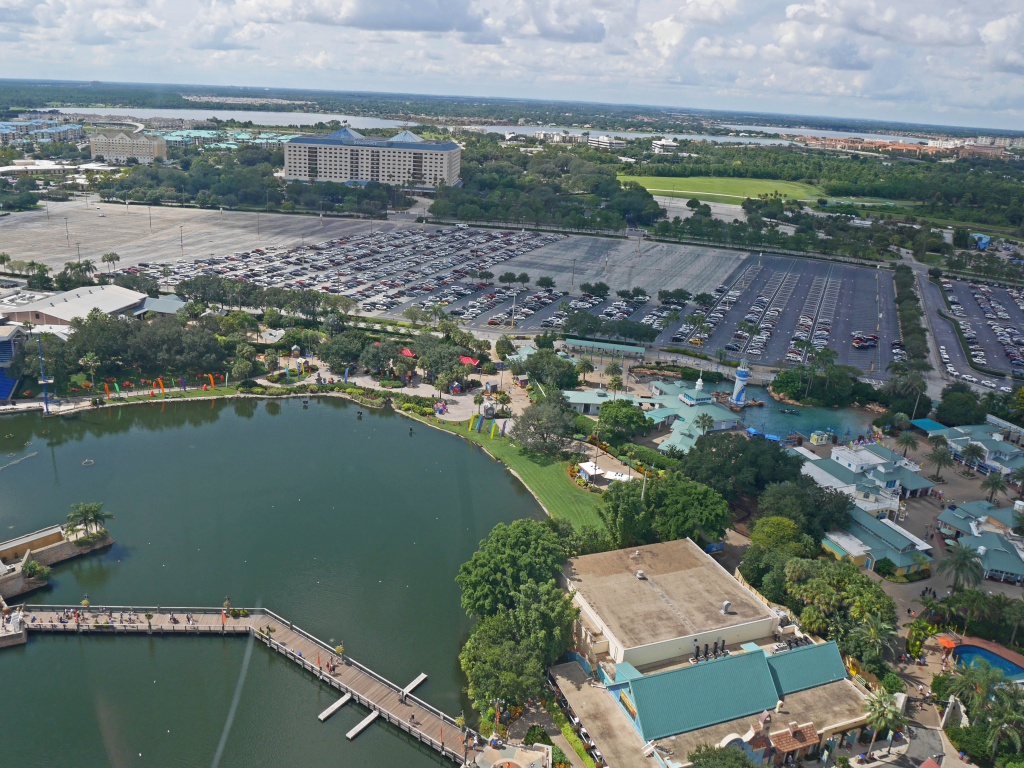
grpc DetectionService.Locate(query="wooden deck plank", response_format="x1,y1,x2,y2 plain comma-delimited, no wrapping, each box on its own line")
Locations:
15,604,482,765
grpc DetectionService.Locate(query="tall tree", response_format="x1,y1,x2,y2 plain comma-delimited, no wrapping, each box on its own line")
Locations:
937,541,983,593
981,472,1007,504
863,691,906,758
455,520,563,618
895,430,919,457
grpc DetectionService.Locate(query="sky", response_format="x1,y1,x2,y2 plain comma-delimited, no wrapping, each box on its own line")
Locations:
2,0,1024,130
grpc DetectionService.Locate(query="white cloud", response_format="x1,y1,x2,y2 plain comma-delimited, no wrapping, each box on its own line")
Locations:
1,0,1023,128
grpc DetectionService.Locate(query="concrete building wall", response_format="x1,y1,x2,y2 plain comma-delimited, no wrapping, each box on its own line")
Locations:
283,143,460,187
89,133,167,164
621,616,780,668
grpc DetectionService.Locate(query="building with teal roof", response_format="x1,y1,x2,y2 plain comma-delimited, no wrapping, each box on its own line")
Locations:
937,500,1024,584
823,508,932,576
561,376,739,449
556,641,867,768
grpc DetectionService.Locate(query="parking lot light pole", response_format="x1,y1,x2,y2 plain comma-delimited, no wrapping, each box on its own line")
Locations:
179,226,184,259
64,217,69,246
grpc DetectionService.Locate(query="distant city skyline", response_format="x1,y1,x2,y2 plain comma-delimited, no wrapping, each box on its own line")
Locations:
2,0,1023,130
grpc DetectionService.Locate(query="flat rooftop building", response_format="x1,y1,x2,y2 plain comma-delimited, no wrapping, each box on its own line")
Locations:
89,132,167,164
1,285,147,326
563,539,779,667
283,128,460,189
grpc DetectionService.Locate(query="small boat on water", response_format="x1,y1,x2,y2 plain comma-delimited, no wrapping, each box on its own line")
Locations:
780,408,798,415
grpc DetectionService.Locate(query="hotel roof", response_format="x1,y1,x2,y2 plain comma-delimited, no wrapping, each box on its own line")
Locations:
1,285,146,323
564,539,774,649
288,128,459,152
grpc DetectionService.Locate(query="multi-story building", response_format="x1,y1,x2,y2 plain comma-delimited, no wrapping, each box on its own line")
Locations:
0,120,83,146
588,135,627,151
89,132,167,164
0,320,27,404
283,128,460,188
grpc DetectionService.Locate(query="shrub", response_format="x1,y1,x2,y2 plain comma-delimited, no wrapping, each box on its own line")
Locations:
525,725,551,746
873,558,896,578
21,560,52,580
881,672,905,694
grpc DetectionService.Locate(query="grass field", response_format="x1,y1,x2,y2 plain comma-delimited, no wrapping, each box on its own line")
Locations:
426,417,605,530
620,175,823,204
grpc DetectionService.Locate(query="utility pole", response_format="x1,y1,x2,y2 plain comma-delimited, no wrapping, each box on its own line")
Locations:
179,226,184,259
148,205,152,230
64,217,69,246
570,258,577,293
76,242,81,262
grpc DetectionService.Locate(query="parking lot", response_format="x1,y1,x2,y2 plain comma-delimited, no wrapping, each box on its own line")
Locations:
668,255,899,373
939,279,1018,387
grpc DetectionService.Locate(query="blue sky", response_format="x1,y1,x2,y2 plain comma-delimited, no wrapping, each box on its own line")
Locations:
2,0,1023,130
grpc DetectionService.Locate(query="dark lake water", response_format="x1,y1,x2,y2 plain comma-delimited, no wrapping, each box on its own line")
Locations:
0,397,543,767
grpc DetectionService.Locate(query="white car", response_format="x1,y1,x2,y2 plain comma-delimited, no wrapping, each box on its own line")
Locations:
962,375,979,383
1000,386,1013,393
981,380,997,388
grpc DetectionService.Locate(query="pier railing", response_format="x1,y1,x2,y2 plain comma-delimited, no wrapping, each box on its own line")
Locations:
16,604,473,764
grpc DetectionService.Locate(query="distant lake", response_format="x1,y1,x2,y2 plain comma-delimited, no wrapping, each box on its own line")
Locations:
57,107,406,129
55,108,789,144
476,125,791,145
722,124,926,144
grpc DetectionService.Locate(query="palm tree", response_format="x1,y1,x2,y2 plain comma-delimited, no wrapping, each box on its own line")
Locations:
608,375,623,398
66,502,114,536
937,541,983,593
987,684,1024,759
605,361,622,378
981,472,1007,504
1006,595,1024,646
927,434,949,450
577,358,595,383
0,252,10,272
960,443,986,474
101,252,120,273
850,614,898,662
694,412,715,436
1010,466,1024,499
79,259,97,279
78,352,100,387
863,691,906,758
473,393,484,414
926,446,954,481
895,430,919,457
948,658,1005,719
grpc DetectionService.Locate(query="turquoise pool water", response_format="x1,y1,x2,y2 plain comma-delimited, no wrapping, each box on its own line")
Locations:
954,645,1024,679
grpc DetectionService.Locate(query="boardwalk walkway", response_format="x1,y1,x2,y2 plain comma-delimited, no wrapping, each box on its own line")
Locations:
13,604,482,765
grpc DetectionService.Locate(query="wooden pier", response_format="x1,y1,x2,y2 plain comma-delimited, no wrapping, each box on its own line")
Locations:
11,604,480,765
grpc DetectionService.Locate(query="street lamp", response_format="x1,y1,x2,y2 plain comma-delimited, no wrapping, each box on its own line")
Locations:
179,226,184,259
64,217,69,246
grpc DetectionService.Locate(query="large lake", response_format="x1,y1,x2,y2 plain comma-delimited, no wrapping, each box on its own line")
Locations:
0,398,543,768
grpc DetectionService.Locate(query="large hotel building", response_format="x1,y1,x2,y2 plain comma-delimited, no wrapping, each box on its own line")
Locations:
283,128,460,188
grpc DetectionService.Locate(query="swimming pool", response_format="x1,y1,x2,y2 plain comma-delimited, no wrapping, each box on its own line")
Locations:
954,645,1024,679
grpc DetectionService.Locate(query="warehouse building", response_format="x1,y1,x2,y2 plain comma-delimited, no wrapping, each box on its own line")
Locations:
283,127,460,188
89,132,167,164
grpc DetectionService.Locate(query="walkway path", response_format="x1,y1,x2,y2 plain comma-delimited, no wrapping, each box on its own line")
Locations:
14,604,481,765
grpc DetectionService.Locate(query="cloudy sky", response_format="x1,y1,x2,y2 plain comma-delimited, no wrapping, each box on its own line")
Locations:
2,0,1023,129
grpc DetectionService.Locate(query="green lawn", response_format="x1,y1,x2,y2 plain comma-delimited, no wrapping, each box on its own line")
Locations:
426,417,605,530
620,175,823,204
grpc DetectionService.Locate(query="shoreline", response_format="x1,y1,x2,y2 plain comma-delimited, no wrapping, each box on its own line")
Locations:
5,385,568,524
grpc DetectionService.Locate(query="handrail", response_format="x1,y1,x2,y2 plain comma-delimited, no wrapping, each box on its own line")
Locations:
17,603,471,761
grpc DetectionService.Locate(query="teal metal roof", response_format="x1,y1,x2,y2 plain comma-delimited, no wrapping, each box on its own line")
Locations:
960,532,1024,578
614,662,644,683
563,338,645,355
628,651,780,741
766,641,848,694
810,458,862,486
864,444,902,463
910,418,946,432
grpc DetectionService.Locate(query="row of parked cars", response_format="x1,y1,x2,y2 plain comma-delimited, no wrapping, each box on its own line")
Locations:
486,289,562,326
539,294,604,328
679,284,737,345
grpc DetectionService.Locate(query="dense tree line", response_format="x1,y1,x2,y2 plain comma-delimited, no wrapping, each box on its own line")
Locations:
89,148,408,214
628,143,1024,229
429,137,665,230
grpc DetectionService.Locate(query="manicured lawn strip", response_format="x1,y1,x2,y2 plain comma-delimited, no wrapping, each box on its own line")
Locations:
619,175,822,201
426,418,605,530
